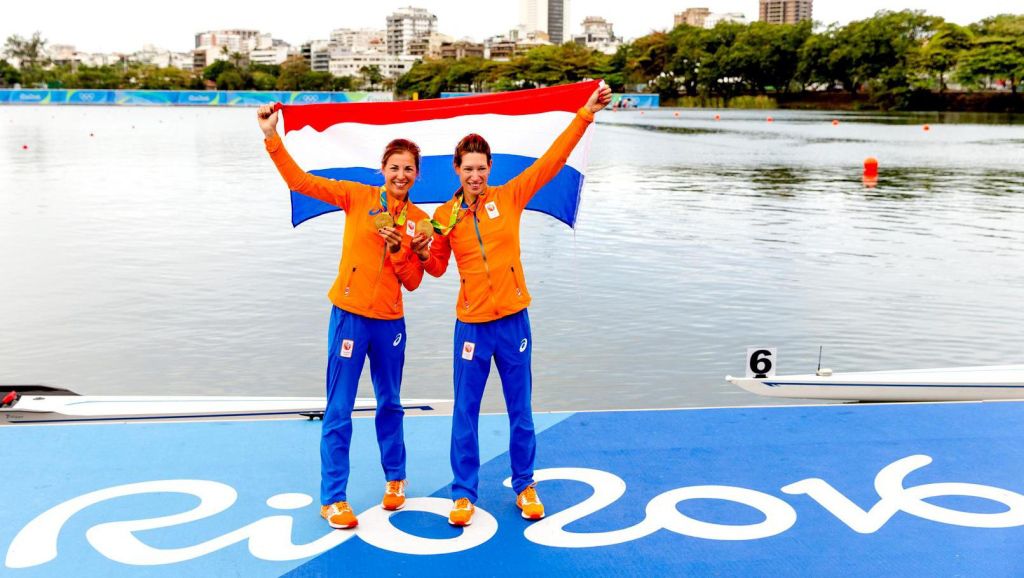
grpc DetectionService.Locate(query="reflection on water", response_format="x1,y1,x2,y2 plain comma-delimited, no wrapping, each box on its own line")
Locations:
1,106,1023,412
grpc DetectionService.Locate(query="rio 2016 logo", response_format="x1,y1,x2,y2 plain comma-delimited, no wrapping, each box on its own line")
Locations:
6,454,1024,568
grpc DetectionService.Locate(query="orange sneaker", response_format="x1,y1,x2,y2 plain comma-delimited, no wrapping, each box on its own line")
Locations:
382,479,407,511
448,497,475,526
320,501,358,529
516,484,545,520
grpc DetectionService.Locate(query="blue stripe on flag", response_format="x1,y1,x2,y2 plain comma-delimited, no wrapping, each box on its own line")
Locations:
289,154,584,228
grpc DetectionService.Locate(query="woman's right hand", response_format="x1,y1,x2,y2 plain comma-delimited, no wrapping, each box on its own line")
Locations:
257,104,279,138
411,233,431,261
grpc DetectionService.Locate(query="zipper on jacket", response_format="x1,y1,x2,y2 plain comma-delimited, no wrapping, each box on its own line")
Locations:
472,212,500,315
511,266,523,297
344,266,357,296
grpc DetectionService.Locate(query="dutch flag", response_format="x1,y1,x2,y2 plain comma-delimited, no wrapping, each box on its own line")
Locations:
277,80,600,228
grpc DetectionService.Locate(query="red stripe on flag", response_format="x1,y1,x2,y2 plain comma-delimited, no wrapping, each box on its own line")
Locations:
281,80,600,133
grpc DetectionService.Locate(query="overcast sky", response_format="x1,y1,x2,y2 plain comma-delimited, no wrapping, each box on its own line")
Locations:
2,1,1015,54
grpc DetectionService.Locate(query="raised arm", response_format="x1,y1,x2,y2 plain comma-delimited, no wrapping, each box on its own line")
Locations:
258,104,357,212
507,84,611,210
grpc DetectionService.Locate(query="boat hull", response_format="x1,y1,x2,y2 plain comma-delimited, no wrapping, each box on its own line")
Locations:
1,395,451,424
726,364,1024,402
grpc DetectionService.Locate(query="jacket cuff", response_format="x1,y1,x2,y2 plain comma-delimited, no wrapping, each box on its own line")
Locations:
388,246,408,262
264,133,282,153
577,107,595,123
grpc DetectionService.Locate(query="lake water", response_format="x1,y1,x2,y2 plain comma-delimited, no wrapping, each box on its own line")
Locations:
1,106,1022,412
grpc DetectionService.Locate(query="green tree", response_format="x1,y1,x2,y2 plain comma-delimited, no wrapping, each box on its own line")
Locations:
332,75,356,91
202,59,236,83
276,56,309,90
4,31,49,86
832,10,941,101
300,71,335,91
3,32,48,68
216,69,246,90
697,21,746,98
0,59,20,86
360,65,384,90
666,25,708,97
66,64,125,89
958,15,1024,93
396,59,450,97
251,70,277,90
918,22,972,91
797,24,850,91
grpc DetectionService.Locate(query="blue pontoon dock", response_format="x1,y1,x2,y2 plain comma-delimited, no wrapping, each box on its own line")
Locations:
3,401,1023,576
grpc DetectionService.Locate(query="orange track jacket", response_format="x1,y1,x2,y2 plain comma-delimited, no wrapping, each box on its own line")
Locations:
423,107,594,323
265,134,428,320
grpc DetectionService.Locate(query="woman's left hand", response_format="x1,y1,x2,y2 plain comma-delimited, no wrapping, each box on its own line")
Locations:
378,227,403,253
586,84,613,114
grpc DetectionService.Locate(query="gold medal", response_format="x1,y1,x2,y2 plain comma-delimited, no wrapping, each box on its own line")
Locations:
374,213,394,230
415,220,435,237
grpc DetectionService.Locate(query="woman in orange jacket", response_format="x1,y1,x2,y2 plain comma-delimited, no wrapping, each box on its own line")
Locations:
414,84,612,526
257,104,431,530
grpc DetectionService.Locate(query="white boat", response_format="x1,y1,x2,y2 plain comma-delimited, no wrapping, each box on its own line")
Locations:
0,386,451,424
726,364,1024,402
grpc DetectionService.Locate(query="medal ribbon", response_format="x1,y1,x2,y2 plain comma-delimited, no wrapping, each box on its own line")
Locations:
429,190,478,236
379,186,408,226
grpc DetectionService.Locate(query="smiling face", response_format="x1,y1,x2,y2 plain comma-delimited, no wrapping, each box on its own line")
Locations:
382,150,417,198
456,152,491,197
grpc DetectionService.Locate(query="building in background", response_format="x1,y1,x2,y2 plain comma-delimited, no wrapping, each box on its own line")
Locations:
520,0,569,45
328,52,417,79
386,6,438,56
674,7,710,28
193,29,264,70
572,16,621,54
408,32,455,59
759,0,813,24
484,35,518,61
330,28,387,54
194,30,261,53
301,40,332,72
440,40,485,60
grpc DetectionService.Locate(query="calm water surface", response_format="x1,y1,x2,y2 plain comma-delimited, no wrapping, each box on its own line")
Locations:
1,106,1022,412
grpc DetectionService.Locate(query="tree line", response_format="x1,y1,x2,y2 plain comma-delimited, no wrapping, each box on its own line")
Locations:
398,11,1023,109
4,11,1023,110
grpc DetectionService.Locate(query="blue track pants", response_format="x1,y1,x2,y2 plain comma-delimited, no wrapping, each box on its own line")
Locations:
321,306,407,504
450,309,535,503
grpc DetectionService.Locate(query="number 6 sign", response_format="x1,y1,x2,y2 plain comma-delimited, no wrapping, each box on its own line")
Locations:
746,348,777,379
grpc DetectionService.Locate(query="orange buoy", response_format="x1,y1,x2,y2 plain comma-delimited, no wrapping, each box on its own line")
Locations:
673,112,680,117
766,116,774,123
863,157,879,178
832,119,839,126
862,175,878,189
923,124,930,131
714,114,721,121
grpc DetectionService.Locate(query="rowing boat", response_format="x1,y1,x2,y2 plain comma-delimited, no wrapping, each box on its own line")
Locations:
0,386,451,424
726,364,1024,402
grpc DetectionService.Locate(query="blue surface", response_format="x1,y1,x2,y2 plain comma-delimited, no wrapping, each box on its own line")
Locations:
0,412,571,577
293,154,585,228
4,403,1024,576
